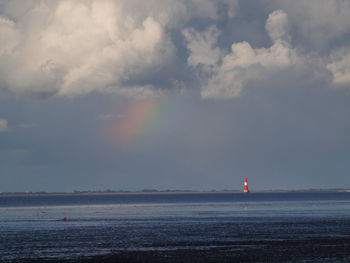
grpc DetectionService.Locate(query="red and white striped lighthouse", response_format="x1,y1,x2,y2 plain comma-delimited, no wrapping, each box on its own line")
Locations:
244,177,249,193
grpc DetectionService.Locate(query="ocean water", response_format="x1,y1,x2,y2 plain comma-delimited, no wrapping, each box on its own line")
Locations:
0,192,350,262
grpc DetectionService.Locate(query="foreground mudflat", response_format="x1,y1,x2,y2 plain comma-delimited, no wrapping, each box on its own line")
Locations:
48,237,350,263
1,192,350,262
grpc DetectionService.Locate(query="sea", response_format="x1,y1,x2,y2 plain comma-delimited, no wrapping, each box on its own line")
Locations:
0,192,349,262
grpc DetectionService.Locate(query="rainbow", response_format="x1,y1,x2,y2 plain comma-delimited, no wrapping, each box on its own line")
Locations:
118,99,160,143
109,98,176,147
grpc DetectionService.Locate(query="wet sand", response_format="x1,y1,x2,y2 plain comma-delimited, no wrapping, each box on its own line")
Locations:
16,237,350,263
2,192,350,263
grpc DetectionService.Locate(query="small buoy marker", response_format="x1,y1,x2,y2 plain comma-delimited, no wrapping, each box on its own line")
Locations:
63,217,67,221
244,177,249,193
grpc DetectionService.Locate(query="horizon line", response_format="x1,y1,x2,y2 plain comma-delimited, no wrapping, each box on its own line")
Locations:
1,188,350,196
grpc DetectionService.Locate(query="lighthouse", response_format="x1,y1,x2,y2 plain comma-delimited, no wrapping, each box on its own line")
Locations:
244,177,249,193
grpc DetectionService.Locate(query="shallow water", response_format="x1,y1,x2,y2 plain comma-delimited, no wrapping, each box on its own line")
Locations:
0,192,350,262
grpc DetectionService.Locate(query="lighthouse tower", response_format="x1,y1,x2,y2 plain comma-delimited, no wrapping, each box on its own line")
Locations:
244,177,249,193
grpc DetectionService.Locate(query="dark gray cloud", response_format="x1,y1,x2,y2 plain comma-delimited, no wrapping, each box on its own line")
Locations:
0,0,350,191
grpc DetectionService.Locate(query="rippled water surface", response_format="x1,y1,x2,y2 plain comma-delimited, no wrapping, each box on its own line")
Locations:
0,192,350,262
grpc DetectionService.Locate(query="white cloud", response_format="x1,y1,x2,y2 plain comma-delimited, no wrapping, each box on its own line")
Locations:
0,118,9,132
0,0,238,99
0,16,19,55
327,48,350,87
271,0,350,51
182,26,222,68
2,0,173,98
2,1,348,100
184,10,298,99
265,10,289,43
202,41,297,99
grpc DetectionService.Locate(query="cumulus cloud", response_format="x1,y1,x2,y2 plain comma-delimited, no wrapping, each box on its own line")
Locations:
265,2,350,92
0,118,9,132
0,0,238,99
1,1,350,100
181,2,350,99
0,16,18,54
265,10,289,43
327,48,350,87
271,0,350,51
0,1,173,98
182,26,222,69
184,10,298,99
203,41,297,99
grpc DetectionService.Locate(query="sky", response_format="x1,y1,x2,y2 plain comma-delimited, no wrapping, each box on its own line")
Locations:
1,0,350,192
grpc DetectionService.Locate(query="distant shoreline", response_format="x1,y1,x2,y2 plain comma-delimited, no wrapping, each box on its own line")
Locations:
0,189,349,197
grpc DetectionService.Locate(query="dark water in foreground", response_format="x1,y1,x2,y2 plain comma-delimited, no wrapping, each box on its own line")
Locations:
0,192,350,262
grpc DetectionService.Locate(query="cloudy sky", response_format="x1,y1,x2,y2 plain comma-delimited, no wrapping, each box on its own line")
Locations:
1,0,350,192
